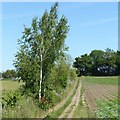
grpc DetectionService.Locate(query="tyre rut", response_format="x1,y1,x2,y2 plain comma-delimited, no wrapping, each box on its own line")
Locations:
58,79,82,118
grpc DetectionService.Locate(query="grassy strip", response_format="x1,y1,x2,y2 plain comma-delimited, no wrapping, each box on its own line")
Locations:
45,79,79,118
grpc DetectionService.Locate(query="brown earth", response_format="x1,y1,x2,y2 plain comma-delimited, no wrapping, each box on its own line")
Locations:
83,79,118,113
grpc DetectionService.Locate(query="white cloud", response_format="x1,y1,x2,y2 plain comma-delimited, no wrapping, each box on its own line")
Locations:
93,17,117,24
80,17,117,29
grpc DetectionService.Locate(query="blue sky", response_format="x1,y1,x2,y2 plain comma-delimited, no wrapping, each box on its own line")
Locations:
2,2,118,71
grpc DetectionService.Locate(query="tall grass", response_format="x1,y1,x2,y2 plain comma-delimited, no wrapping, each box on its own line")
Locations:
2,96,43,118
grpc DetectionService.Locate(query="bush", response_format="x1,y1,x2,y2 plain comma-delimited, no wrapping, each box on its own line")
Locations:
38,100,50,111
45,90,58,104
38,90,59,110
60,75,68,88
69,69,77,81
17,84,39,99
2,91,21,108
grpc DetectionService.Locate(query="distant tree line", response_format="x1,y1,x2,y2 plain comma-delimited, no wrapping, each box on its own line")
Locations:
73,48,120,76
2,69,16,79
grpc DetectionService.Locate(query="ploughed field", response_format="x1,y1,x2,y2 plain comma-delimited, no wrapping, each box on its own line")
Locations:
82,76,119,118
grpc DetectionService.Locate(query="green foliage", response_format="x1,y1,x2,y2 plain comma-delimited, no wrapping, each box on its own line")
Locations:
2,75,77,118
69,68,77,80
73,54,92,76
95,98,119,118
18,85,37,98
2,69,16,79
60,75,67,88
36,55,76,110
116,51,120,75
56,57,69,88
38,99,50,111
2,91,21,107
49,55,76,91
73,49,119,76
45,90,59,105
38,90,60,110
14,2,69,99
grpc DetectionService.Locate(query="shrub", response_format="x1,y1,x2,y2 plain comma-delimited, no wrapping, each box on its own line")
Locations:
45,90,58,104
2,91,21,108
69,69,77,81
60,75,68,88
38,100,50,111
37,90,59,110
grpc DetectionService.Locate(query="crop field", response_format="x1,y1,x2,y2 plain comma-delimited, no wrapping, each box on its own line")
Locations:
82,76,119,118
0,79,23,94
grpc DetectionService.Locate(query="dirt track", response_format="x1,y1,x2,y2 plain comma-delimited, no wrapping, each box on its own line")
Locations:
42,78,78,118
58,79,82,118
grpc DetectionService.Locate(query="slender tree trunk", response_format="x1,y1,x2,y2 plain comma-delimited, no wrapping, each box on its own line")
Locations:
39,54,42,100
39,39,43,100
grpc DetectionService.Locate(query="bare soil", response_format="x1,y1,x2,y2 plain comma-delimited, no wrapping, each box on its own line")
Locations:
83,80,118,113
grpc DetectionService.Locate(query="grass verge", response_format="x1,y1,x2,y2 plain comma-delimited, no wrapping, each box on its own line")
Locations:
2,96,43,118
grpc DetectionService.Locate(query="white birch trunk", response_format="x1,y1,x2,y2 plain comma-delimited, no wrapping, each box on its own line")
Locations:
39,39,43,99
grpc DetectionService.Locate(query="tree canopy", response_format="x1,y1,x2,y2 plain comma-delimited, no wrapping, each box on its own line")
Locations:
14,2,69,99
2,70,16,79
